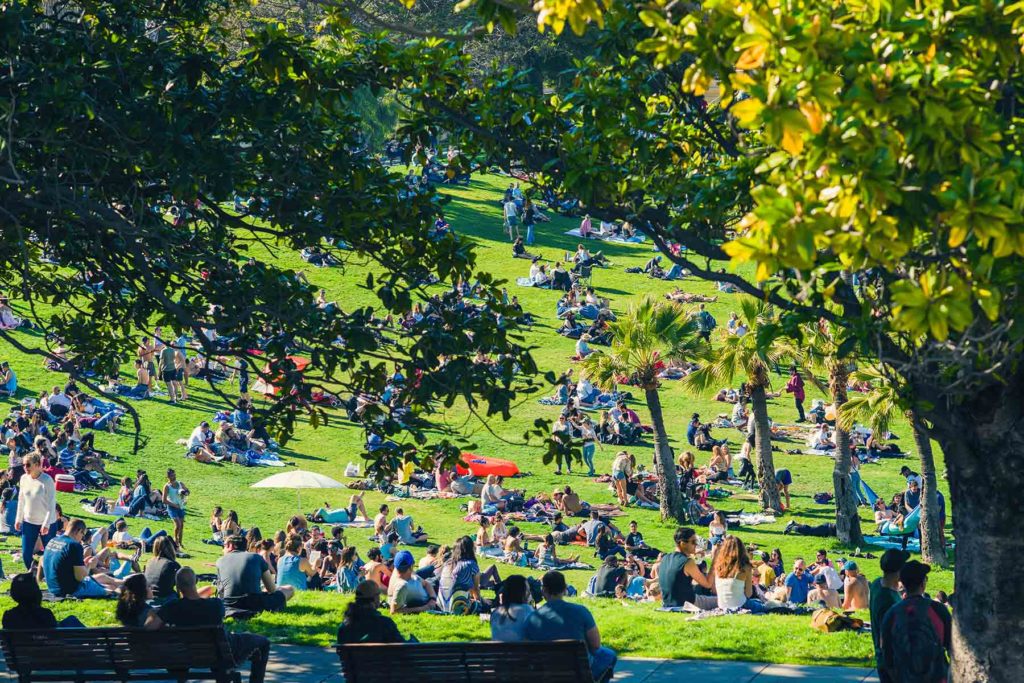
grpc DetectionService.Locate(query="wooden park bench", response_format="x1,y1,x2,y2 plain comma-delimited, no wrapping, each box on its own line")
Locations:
0,626,241,683
336,639,602,683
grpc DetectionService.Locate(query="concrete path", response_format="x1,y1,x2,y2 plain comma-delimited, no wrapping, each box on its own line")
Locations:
0,642,880,682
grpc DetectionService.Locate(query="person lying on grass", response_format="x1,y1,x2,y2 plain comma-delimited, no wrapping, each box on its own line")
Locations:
310,493,370,524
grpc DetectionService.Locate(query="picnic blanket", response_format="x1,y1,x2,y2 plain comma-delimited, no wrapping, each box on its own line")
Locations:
516,277,550,288
564,228,647,243
80,503,162,521
477,546,592,570
250,452,287,467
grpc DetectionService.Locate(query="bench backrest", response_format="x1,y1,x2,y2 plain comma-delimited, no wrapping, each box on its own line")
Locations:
0,627,235,677
337,640,593,683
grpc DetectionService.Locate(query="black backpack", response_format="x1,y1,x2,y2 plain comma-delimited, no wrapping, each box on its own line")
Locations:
887,598,948,682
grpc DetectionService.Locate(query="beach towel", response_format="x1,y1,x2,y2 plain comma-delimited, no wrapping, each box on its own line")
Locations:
563,228,647,243
249,452,287,467
516,277,549,288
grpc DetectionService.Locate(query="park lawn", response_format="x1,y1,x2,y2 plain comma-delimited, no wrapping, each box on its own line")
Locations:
0,171,953,666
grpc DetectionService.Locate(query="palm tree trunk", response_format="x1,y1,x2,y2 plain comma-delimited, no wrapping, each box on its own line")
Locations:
644,387,685,521
749,384,781,512
830,363,863,545
908,409,948,567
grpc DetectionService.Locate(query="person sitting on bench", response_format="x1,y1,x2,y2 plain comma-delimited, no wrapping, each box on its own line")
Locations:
525,570,617,682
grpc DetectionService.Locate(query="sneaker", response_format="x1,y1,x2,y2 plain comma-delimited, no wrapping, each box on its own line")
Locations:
783,521,797,535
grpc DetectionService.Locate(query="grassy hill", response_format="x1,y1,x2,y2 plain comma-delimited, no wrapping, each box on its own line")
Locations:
0,172,952,666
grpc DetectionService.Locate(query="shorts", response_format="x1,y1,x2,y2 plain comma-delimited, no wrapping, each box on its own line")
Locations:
161,370,176,382
239,377,249,393
72,576,110,599
776,469,792,486
175,368,184,381
613,471,627,481
146,361,156,377
168,506,186,520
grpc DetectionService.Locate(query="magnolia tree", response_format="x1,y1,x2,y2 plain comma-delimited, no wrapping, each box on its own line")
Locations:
391,0,1024,677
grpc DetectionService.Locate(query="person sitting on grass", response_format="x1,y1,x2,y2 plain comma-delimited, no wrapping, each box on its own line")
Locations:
216,534,294,616
525,570,617,682
155,566,272,683
312,493,370,524
388,550,438,614
277,533,317,591
362,547,391,589
390,507,428,545
807,573,841,608
658,528,716,611
591,555,627,597
784,558,815,604
41,518,121,599
842,561,870,610
2,573,85,629
534,533,580,568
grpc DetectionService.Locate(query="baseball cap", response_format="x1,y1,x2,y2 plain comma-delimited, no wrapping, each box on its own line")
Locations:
814,574,827,585
355,580,381,601
843,561,858,572
879,549,910,574
394,550,415,570
899,560,931,589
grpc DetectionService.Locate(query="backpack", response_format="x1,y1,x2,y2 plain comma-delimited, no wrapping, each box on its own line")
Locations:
813,492,834,504
887,599,948,682
811,608,863,633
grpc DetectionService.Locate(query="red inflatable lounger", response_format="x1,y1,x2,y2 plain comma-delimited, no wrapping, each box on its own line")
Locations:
456,453,520,477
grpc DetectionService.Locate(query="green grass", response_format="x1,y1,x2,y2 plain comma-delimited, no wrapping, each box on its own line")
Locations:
0,172,952,666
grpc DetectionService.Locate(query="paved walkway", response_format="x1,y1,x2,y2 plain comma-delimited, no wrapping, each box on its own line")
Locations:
0,643,880,682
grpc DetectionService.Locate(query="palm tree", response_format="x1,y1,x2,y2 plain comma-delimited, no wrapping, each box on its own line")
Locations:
839,366,948,567
684,299,785,513
581,296,704,521
797,322,864,545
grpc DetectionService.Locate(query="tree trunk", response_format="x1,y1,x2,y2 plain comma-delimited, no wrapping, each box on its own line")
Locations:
749,384,781,512
829,364,863,545
925,378,1024,682
644,387,686,522
908,409,948,568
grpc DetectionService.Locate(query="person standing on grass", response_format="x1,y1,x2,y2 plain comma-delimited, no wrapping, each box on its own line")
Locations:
162,469,189,550
785,365,806,422
870,549,908,677
157,342,179,404
137,336,159,393
503,196,519,241
880,560,951,683
14,453,56,569
525,570,617,682
523,197,537,246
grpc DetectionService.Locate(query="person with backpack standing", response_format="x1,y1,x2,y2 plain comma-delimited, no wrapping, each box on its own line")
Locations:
870,549,908,678
879,560,951,683
785,366,806,422
695,304,717,343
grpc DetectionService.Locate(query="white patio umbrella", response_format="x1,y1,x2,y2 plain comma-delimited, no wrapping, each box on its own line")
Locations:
250,470,345,513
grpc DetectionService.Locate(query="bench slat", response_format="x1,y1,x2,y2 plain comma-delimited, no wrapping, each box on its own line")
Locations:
336,640,594,683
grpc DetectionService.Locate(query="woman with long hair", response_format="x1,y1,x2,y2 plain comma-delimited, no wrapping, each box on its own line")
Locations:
490,574,534,642
115,574,162,629
712,535,755,611
143,536,181,603
438,536,482,612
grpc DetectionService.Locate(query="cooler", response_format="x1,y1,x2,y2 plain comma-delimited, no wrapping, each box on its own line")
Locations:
55,474,76,493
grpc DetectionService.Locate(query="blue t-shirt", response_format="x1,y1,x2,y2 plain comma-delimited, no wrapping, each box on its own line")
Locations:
904,489,921,510
686,423,698,445
784,571,814,603
524,599,596,643
43,535,84,596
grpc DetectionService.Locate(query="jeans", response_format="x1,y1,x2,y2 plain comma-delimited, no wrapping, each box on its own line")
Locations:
227,632,270,683
795,397,806,421
582,442,596,475
665,264,683,280
138,527,168,549
20,521,56,569
525,223,535,245
793,523,837,537
128,496,148,517
589,646,617,682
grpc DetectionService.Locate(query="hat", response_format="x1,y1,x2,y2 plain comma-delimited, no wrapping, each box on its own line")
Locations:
394,550,415,570
880,549,910,574
814,574,827,585
899,560,931,589
355,580,381,601
843,561,858,572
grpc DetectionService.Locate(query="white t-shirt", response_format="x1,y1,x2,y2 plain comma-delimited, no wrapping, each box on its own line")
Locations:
814,565,843,591
48,392,71,409
504,201,518,219
188,426,209,449
388,574,430,609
